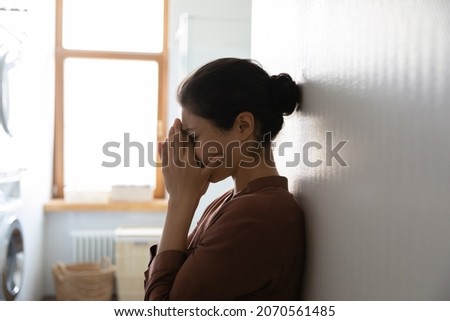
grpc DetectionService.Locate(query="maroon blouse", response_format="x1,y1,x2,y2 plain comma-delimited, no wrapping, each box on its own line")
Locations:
144,176,305,300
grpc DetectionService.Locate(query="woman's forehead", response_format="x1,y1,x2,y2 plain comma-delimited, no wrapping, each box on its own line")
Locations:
181,109,196,130
180,108,191,124
181,109,206,131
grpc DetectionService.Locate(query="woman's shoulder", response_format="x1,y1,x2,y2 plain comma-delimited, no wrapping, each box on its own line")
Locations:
210,187,304,249
203,176,304,230
236,176,300,206
238,188,299,210
222,183,303,223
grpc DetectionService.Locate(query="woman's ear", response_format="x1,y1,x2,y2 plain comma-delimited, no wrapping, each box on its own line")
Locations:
234,112,255,141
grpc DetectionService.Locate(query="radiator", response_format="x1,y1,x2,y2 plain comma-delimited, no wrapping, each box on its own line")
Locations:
70,230,116,264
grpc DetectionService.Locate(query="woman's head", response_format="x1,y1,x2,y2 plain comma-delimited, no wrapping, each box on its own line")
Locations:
177,58,302,182
178,58,302,146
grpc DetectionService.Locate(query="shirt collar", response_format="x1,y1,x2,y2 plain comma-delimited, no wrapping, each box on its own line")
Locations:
235,175,288,196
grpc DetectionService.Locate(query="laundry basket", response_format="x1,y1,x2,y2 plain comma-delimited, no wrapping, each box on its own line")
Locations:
52,258,116,301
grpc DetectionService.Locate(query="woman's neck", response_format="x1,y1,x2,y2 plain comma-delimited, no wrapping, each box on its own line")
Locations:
232,148,279,193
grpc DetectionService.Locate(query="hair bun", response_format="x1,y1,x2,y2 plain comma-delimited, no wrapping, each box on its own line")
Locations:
269,73,302,115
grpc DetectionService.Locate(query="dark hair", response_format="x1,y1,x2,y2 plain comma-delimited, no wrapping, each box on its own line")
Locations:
177,58,302,146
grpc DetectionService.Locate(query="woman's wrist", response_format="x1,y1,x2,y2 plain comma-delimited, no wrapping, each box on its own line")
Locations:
168,194,200,212
157,195,199,254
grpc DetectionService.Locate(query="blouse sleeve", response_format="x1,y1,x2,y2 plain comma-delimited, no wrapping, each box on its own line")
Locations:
143,245,187,300
144,200,280,300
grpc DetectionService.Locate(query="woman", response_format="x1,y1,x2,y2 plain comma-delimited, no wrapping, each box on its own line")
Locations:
144,58,304,300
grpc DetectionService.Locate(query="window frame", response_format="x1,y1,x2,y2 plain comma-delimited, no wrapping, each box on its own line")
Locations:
53,0,168,200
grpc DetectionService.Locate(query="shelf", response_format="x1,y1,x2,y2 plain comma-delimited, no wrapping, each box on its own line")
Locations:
44,199,168,213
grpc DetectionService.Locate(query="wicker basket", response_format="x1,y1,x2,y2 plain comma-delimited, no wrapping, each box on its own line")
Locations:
52,258,116,301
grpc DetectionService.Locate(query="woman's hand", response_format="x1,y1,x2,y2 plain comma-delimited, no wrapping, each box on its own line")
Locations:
156,118,221,254
158,118,220,204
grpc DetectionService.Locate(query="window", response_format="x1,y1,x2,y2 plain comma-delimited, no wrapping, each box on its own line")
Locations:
54,0,168,200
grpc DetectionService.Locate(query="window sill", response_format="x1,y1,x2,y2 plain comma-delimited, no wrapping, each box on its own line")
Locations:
43,199,168,213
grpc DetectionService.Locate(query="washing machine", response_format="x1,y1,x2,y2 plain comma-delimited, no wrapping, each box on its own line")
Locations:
0,170,24,301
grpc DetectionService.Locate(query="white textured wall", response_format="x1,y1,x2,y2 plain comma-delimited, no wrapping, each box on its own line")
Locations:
252,0,450,300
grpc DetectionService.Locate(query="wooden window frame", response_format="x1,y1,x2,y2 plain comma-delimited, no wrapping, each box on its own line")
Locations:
53,0,168,201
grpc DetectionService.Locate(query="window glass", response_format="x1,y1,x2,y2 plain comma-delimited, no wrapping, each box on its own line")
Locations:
64,58,159,189
62,0,164,53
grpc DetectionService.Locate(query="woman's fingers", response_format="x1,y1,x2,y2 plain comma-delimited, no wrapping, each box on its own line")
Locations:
157,141,162,159
160,138,169,168
167,122,175,165
161,118,222,199
167,118,190,167
186,139,200,168
174,118,188,158
173,118,181,134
